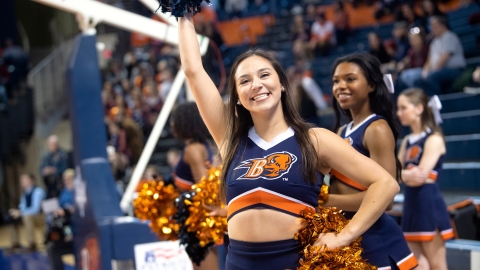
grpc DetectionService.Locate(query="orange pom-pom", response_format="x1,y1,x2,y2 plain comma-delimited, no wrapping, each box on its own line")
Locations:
133,180,180,241
294,207,377,270
185,166,228,247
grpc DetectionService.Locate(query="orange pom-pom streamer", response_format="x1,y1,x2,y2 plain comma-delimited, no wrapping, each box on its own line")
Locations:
133,180,180,241
185,166,228,247
294,207,377,270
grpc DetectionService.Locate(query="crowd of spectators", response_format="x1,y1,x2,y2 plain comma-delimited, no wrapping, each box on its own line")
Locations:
3,134,75,269
291,1,351,61
366,0,480,96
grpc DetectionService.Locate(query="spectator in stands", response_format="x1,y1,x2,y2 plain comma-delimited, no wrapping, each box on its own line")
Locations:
368,32,391,64
107,121,130,179
116,110,144,165
46,169,75,270
2,38,26,61
464,67,480,94
1,39,28,80
123,51,137,81
291,15,310,42
224,0,248,18
390,22,411,63
332,1,351,45
396,3,425,29
142,80,162,112
421,0,444,27
309,11,336,56
8,174,46,252
158,68,174,103
47,169,75,270
105,60,127,87
40,135,69,198
291,13,313,61
131,95,151,135
453,66,480,94
413,16,466,95
374,0,399,20
396,27,430,90
304,4,317,29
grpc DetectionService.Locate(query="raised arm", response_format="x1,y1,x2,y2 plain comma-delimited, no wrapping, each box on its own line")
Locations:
311,128,399,248
178,16,227,148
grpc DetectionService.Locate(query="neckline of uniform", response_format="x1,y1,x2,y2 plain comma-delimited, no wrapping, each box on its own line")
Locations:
248,127,295,150
344,114,377,137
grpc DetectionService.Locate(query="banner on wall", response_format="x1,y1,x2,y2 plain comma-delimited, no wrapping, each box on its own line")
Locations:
134,241,193,270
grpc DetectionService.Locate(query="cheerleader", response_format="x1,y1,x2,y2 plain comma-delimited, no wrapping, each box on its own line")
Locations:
397,88,453,270
171,102,214,192
324,53,417,270
170,102,219,270
178,14,400,269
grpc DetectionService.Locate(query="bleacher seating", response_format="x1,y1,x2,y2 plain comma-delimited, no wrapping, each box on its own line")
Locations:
217,3,480,195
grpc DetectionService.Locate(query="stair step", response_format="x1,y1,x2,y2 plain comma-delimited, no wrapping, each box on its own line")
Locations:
440,93,480,113
439,162,480,192
445,134,480,162
442,110,480,136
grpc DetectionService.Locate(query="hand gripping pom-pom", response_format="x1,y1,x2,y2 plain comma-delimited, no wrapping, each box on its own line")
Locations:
294,207,378,270
133,180,180,241
173,166,227,265
156,0,212,17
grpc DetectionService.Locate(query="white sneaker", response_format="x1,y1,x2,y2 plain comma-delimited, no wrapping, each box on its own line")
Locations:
463,86,480,95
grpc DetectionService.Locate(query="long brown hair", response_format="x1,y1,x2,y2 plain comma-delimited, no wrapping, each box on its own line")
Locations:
220,49,319,201
399,88,443,135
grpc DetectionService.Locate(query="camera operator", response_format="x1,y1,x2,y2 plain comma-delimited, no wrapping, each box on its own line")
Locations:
46,169,75,270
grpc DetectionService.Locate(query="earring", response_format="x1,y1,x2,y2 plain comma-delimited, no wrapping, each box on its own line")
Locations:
281,86,285,92
237,99,241,105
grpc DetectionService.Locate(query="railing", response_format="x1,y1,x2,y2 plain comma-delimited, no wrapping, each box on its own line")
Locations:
27,39,75,121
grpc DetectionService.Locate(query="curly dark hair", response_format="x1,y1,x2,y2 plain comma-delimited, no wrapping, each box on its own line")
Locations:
171,102,211,143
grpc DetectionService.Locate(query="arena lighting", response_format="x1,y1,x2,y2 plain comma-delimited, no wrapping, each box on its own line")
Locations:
30,0,210,212
410,27,421,35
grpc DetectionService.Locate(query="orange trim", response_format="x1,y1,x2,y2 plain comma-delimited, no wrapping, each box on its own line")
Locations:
428,170,438,181
404,234,435,242
447,199,473,212
406,165,438,182
398,254,418,270
330,169,367,191
441,229,455,241
174,177,193,191
227,189,312,219
450,219,459,239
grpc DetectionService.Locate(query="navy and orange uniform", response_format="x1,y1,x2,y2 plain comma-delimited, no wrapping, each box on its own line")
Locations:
402,130,454,242
225,127,323,269
330,114,418,270
174,142,213,191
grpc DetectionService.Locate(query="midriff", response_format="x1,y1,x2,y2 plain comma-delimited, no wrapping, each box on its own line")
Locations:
227,208,303,242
